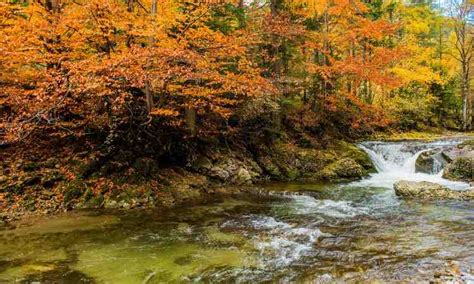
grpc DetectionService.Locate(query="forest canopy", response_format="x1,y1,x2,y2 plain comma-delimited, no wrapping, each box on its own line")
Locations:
0,0,472,150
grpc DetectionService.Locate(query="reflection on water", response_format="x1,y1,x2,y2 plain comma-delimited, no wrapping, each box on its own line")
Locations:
1,184,473,283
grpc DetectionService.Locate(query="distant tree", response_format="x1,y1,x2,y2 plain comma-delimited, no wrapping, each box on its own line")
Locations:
447,0,473,130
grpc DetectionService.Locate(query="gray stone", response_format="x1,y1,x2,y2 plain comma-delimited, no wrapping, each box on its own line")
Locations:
104,200,119,209
415,150,449,174
443,155,474,182
233,168,252,185
209,166,230,181
394,180,474,201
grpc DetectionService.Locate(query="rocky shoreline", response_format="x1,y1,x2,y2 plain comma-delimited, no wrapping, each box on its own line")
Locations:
2,135,473,224
0,140,374,223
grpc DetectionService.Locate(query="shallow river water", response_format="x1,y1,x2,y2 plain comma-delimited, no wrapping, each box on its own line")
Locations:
1,140,473,283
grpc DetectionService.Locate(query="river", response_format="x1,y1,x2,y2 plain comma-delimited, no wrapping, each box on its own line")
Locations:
1,139,473,282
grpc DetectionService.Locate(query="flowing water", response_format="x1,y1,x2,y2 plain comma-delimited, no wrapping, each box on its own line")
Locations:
1,140,474,283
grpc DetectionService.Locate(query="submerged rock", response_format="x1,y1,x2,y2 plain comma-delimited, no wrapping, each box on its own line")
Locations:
394,181,474,201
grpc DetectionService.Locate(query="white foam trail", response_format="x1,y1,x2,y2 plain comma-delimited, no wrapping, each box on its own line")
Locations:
222,215,326,267
355,141,470,190
289,195,369,218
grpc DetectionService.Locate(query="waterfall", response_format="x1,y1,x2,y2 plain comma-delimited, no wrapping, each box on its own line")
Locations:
358,142,431,174
353,140,470,190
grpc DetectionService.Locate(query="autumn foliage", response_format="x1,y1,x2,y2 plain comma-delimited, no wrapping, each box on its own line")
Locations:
0,0,469,151
0,0,273,144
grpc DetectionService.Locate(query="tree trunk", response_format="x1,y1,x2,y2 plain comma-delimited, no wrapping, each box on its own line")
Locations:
127,0,134,12
45,0,58,12
151,0,158,14
461,68,471,130
450,0,473,131
185,107,197,136
270,0,278,16
144,0,158,113
145,81,154,113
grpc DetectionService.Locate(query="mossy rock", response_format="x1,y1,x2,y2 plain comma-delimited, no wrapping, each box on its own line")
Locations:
43,158,60,169
41,172,65,188
79,190,104,208
458,139,474,150
416,151,436,174
443,157,474,182
63,180,86,203
23,162,41,172
318,158,365,181
334,141,375,171
21,176,41,187
394,180,474,200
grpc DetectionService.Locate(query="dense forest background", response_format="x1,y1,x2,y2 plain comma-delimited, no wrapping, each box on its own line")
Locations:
0,0,473,157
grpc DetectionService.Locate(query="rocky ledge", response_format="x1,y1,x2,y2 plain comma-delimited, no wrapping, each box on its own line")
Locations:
413,139,473,182
394,180,474,201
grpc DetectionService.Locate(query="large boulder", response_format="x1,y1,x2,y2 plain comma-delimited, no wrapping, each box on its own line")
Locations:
415,150,449,174
441,139,474,162
437,139,474,182
192,153,261,185
443,156,474,182
394,180,474,201
318,158,365,181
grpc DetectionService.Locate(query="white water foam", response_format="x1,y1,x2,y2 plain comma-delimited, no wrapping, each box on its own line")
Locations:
222,215,326,267
354,141,470,190
289,195,369,218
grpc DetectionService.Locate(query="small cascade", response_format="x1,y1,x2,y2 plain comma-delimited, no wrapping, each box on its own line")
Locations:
354,140,470,190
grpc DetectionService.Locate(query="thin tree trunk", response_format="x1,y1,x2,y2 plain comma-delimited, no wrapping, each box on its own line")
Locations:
144,0,158,113
185,107,196,136
151,0,158,13
145,81,153,113
270,0,278,16
461,67,471,130
45,0,58,12
127,0,134,12
450,0,473,130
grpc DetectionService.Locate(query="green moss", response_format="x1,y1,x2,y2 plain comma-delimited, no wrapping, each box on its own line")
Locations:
371,130,474,142
333,141,374,171
63,180,86,203
23,162,40,172
318,158,365,181
443,157,473,182
23,196,36,211
83,195,104,208
42,172,65,188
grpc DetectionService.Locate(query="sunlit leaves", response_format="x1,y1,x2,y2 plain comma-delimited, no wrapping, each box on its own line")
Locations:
0,0,274,140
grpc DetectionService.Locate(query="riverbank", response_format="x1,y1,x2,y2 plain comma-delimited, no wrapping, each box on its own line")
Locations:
371,129,474,142
0,138,374,222
3,129,474,223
